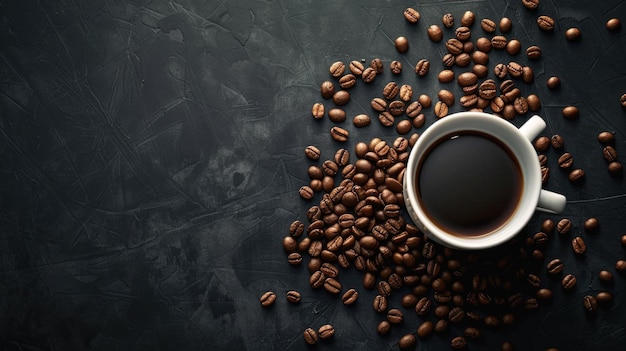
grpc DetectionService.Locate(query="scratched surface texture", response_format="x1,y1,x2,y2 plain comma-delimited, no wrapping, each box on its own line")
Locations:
1,0,626,350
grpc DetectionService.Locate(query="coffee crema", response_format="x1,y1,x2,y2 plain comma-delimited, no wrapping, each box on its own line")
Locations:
416,131,523,237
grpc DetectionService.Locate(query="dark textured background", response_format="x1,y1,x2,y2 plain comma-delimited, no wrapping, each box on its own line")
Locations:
1,0,626,350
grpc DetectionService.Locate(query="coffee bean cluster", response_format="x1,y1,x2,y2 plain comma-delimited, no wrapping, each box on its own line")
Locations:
269,2,625,350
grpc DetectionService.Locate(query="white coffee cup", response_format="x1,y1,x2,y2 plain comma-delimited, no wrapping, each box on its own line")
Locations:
403,112,566,250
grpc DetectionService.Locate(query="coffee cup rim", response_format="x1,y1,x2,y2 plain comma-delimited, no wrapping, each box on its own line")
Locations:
404,111,541,249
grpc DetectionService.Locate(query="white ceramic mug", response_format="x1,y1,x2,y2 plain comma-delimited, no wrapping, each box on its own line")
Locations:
403,112,566,250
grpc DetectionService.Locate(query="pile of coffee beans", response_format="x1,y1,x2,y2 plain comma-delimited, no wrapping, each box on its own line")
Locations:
263,2,625,350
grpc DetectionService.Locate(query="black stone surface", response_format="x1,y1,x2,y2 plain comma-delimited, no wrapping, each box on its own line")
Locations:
1,1,626,350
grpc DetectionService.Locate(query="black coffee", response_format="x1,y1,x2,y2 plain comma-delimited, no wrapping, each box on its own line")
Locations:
416,131,522,236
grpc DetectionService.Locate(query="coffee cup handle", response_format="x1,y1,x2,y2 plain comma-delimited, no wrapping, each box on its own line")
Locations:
518,114,546,141
537,189,567,214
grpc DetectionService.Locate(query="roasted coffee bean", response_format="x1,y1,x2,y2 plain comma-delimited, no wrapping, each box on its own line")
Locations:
464,327,482,339
537,15,555,31
569,168,585,183
481,18,496,33
371,97,388,112
479,79,497,99
561,274,577,289
339,74,357,89
395,36,409,53
362,67,377,83
332,91,350,106
514,97,529,114
287,252,303,265
541,166,549,183
349,60,365,75
521,66,534,83
283,236,298,253
353,114,371,127
446,38,464,55
608,161,623,174
606,18,621,31
507,61,523,78
547,76,561,90
455,53,471,67
377,320,391,335
303,328,318,345
551,134,564,149
603,146,618,161
370,58,383,74
620,93,626,108
540,219,554,234
418,94,432,108
558,153,574,169
438,90,455,106
538,154,548,166
388,101,406,116
383,82,399,100
598,131,615,144
457,72,478,87
449,307,465,323
557,218,572,234
472,51,489,65
583,217,599,232
491,35,507,49
434,319,448,333
442,53,455,67
547,258,564,274
617,260,626,272
506,39,522,55
415,59,430,77
387,308,404,324
583,295,597,313
537,288,553,300
330,126,349,142
305,146,321,161
286,290,302,303
404,7,421,23
455,26,471,41
299,185,314,200
522,0,539,10
460,94,478,108
572,236,587,255
311,102,325,119
525,298,539,310
399,84,413,102
526,45,542,60
328,108,346,123
342,288,358,305
598,269,613,283
322,160,338,176
428,24,444,42
534,136,550,151
414,296,432,316
310,270,326,288
390,60,403,75
329,61,345,77
434,101,449,118
417,320,434,338
406,101,423,118
320,81,335,99
494,63,508,78
461,10,475,26
475,37,491,53
398,334,417,350
451,336,467,350
473,64,489,78
438,69,455,83
527,94,541,111
396,120,412,135
565,27,581,41
499,17,512,32
442,13,454,28
317,324,334,340
260,291,277,308
373,294,388,312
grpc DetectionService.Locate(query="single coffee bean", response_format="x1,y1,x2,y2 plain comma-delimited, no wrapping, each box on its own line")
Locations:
621,93,626,108
388,101,405,116
396,120,412,135
387,308,404,324
303,328,318,345
395,36,409,53
353,114,371,128
506,39,522,55
596,292,613,306
455,53,471,67
378,112,394,128
370,58,384,74
522,66,535,83
562,274,577,289
371,97,388,112
404,7,421,23
329,61,345,77
399,84,413,102
418,94,432,108
608,161,623,174
328,108,346,123
526,45,542,60
406,101,423,118
373,294,388,312
583,295,597,313
569,168,585,183
417,320,434,338
514,96,529,114
541,218,555,233
349,61,365,76
260,291,277,307
547,76,561,90
287,252,302,265
496,17,512,33
311,102,325,119
455,26,471,41
320,81,335,99
494,63,508,78
361,67,377,83
448,307,465,323
460,94,478,108
315,324,333,341
438,69,455,83
547,258,564,274
332,90,350,106
565,27,581,41
415,296,432,316
339,74,357,89
583,217,599,232
383,82,399,100
551,134,564,149
442,53,455,67
481,18,497,33
534,136,550,151
283,236,298,253
472,51,489,65
398,334,417,350
507,61,523,77
603,145,618,161
461,10,475,26
538,154,548,166
541,166,549,183
377,320,391,335
434,101,449,118
606,18,621,32
558,153,574,169
464,327,482,339
598,131,615,144
527,94,541,111
299,185,314,200
457,72,478,87
330,126,349,142
438,89,455,106
522,0,539,10
445,38,464,55
442,13,454,28
502,341,515,351
390,60,403,75
572,236,587,255
479,79,497,99
476,37,492,52
562,105,580,119
434,319,448,333
491,35,507,49
537,288,553,299
491,96,505,113
557,218,572,234
415,59,430,77
617,260,626,272
537,15,555,31
598,269,613,283
305,146,321,161
287,290,302,303
341,288,359,305
451,336,467,350
428,24,444,42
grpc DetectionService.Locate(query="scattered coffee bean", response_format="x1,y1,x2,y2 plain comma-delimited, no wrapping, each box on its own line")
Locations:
491,35,508,49
329,61,345,77
514,96,529,114
502,341,515,351
260,291,277,307
320,81,335,99
476,37,492,52
395,36,409,53
311,102,325,119
305,146,321,161
383,82,399,100
558,153,574,169
390,60,403,74
542,218,555,233
286,290,302,303
569,168,585,183
438,69,455,83
328,108,346,123
318,324,335,339
414,59,430,77
561,274,577,289
353,114,371,127
617,260,626,272
428,24,444,42
481,18,497,33
547,258,564,274
541,166,549,183
342,288,358,305
596,291,613,305
526,45,542,59
538,154,548,166
339,74,357,89
362,67,377,83
373,294,388,312
330,126,349,142
537,15,555,31
396,119,412,135
534,136,550,151
416,320,434,338
451,336,467,349
527,94,542,111
572,236,587,255
299,185,315,200
562,106,580,119
566,27,582,41
598,269,613,282
603,145,618,161
332,90,350,106
349,61,364,76
377,320,391,335
303,327,318,345
442,13,455,28
370,58,384,74
434,101,449,118
621,93,626,108
461,11,475,27
597,131,615,144
438,89,455,106
456,26,472,41
606,18,621,32
584,217,599,232
494,63,508,78
404,8,421,24
456,53,472,67
446,38,464,55
608,161,623,174
522,0,540,10
399,84,413,102
622,234,626,247
537,288,553,299
387,308,404,324
551,134,564,149
583,295,597,313
557,218,572,234
547,76,561,90
399,333,417,350
506,39,522,55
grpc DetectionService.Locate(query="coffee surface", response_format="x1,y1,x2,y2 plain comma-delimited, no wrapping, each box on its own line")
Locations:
417,132,523,236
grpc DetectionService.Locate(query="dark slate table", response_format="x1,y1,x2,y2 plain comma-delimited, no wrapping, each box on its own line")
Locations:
1,0,626,350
